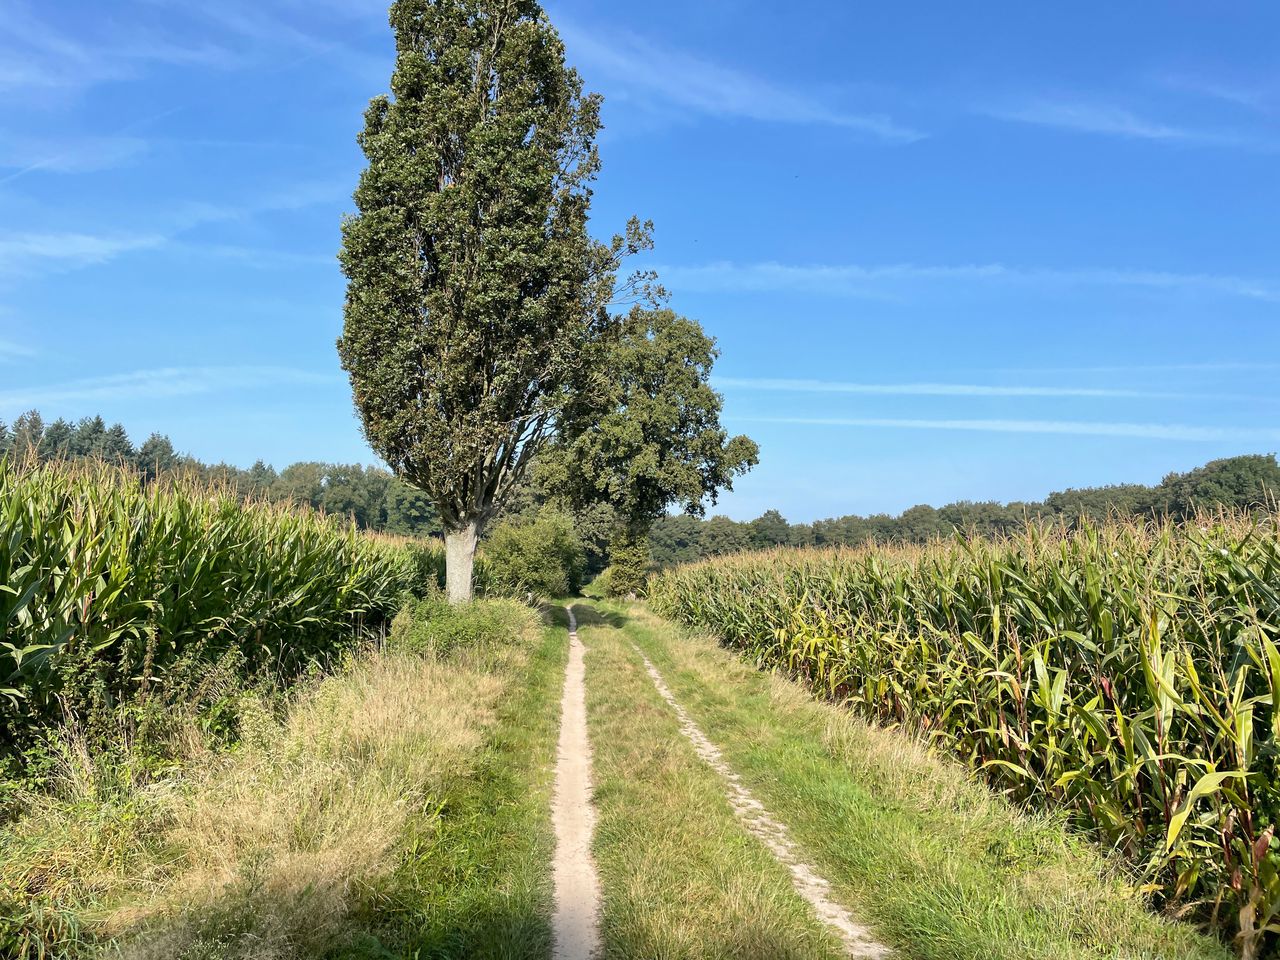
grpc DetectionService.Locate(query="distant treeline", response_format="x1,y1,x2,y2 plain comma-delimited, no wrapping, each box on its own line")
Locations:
0,410,443,537
649,453,1280,566
4,410,1276,570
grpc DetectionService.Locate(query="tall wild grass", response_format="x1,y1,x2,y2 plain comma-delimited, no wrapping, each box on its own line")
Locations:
649,514,1280,958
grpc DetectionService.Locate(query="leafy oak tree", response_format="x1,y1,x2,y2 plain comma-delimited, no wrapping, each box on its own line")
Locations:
338,0,648,601
544,306,758,596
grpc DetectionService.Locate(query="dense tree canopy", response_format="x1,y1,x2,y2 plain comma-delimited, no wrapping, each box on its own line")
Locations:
0,411,443,538
647,453,1280,566
542,306,758,594
337,0,647,601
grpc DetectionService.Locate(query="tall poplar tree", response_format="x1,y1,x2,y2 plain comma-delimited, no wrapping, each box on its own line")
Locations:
338,0,647,601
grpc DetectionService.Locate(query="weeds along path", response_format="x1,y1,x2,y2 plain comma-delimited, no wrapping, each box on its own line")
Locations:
551,605,603,959
632,645,889,959
1,601,564,959
580,602,857,959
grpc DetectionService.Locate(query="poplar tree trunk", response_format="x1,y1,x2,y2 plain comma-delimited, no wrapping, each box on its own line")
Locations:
444,521,479,604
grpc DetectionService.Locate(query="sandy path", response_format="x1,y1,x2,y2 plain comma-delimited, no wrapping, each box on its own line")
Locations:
633,643,891,959
550,606,602,959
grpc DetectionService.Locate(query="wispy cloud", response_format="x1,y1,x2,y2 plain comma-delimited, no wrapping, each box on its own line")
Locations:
161,178,348,229
0,366,339,411
0,338,36,362
657,260,1280,301
0,178,345,280
980,98,1259,148
0,134,150,181
737,415,1280,444
999,361,1280,376
558,21,922,142
715,377,1180,399
1156,73,1274,112
984,100,1191,140
148,0,388,82
168,242,335,269
178,4,332,54
0,0,232,96
0,231,166,276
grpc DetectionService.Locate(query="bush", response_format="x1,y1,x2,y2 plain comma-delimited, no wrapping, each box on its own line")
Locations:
403,540,446,597
604,527,649,598
483,510,584,598
582,569,611,598
387,595,532,658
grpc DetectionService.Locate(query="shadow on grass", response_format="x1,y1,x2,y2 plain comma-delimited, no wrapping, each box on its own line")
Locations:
602,919,850,960
108,887,550,960
339,900,551,960
538,601,571,629
567,603,628,630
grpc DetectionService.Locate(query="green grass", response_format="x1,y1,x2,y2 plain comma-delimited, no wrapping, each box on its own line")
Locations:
584,599,1229,960
576,603,849,960
647,519,1280,955
1,599,562,960
356,608,567,958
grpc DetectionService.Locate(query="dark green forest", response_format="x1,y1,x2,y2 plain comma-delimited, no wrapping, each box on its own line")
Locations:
649,452,1280,564
0,410,442,537
3,409,1276,569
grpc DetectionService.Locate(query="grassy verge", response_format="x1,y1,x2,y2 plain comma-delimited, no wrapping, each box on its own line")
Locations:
1,598,563,960
575,604,849,960
591,600,1229,960
356,604,567,958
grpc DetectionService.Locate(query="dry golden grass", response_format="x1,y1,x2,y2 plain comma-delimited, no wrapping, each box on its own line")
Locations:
2,601,539,960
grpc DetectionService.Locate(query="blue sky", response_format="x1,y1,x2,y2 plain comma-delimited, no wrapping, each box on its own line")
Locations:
2,0,1278,522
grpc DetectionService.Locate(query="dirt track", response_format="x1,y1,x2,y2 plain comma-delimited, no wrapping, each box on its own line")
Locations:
550,606,602,959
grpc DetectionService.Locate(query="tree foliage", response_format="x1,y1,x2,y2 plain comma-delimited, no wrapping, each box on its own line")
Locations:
484,508,584,598
551,307,757,530
647,453,1280,567
543,306,758,593
337,0,647,600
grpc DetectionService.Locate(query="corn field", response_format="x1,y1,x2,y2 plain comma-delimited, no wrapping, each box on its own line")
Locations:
649,516,1280,958
0,459,425,757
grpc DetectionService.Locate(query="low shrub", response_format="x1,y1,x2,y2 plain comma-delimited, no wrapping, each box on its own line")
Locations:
387,595,534,658
483,510,584,598
603,527,649,598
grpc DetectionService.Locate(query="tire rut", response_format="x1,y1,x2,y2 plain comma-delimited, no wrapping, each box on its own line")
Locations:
632,642,891,959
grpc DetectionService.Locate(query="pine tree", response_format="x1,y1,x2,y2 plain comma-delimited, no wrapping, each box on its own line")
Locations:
11,410,44,460
38,419,74,461
137,433,177,480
